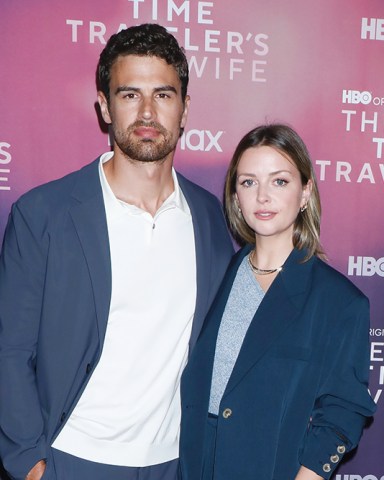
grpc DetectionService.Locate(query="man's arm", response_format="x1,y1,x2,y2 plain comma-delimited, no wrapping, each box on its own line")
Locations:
0,203,48,479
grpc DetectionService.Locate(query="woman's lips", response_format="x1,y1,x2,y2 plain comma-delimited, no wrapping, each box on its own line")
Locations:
254,211,276,220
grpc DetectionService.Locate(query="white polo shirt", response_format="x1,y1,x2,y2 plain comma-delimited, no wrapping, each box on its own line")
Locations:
52,152,196,466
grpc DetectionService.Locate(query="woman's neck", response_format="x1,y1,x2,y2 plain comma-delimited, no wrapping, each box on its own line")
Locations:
252,236,294,271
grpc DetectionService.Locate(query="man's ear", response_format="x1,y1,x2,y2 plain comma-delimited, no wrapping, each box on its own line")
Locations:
180,94,190,129
97,91,112,125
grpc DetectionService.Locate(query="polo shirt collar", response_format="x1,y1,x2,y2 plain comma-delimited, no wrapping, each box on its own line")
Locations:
98,152,190,218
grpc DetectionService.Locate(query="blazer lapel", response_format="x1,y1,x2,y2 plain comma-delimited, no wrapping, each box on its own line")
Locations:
177,175,213,350
224,248,313,396
183,247,249,405
68,159,112,344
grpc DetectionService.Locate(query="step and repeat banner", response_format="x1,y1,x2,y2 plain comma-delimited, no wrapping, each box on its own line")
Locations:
1,1,383,478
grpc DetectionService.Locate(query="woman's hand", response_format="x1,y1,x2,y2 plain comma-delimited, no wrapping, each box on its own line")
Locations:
294,465,324,480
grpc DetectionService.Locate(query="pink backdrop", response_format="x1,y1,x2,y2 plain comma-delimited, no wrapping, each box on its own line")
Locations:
1,1,383,478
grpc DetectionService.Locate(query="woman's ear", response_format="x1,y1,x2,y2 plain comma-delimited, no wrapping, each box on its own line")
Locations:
234,193,242,214
301,179,313,209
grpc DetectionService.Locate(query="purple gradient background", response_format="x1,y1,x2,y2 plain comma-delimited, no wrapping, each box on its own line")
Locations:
0,0,383,477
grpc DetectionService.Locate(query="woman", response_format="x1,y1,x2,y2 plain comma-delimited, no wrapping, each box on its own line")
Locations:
179,124,376,480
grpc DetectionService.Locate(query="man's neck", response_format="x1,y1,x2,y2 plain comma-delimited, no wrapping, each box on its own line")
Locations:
103,153,175,216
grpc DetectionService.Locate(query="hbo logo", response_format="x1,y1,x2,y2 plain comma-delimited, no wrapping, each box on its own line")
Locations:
342,90,372,105
348,257,384,277
336,476,384,480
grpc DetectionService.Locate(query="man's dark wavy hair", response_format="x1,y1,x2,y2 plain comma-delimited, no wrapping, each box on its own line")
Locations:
97,23,189,103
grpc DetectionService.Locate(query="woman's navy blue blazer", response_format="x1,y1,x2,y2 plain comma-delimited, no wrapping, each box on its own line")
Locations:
179,245,376,480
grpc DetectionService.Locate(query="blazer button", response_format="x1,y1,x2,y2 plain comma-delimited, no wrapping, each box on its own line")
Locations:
60,412,66,423
337,445,346,454
86,363,92,374
222,408,232,419
322,464,331,473
330,454,340,463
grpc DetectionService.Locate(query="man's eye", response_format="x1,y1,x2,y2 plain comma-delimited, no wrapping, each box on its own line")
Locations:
123,93,136,99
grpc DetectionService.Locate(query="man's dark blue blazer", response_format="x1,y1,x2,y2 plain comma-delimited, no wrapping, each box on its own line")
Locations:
0,158,234,480
179,245,376,480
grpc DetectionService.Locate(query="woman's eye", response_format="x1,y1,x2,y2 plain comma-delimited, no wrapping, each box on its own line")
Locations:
241,179,255,187
275,178,288,187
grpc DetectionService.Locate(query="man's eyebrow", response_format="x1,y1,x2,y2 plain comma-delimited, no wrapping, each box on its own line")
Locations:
114,85,178,95
153,85,178,94
114,86,139,95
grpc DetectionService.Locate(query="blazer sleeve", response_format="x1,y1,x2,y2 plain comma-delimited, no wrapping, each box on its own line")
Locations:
0,202,48,479
299,294,376,479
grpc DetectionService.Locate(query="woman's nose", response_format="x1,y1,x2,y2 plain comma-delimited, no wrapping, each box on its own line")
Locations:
256,183,270,203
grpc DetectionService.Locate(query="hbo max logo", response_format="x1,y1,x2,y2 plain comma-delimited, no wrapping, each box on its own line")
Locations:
335,476,384,480
348,257,384,277
342,90,372,105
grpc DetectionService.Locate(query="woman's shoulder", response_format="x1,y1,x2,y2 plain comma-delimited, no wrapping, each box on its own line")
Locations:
311,255,368,306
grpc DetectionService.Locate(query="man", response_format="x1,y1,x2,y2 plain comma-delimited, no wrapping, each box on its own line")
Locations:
0,24,233,480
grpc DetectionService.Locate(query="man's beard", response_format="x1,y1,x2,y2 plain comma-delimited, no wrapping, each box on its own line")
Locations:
113,120,180,163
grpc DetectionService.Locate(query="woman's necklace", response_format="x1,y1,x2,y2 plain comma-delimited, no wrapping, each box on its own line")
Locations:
248,250,283,276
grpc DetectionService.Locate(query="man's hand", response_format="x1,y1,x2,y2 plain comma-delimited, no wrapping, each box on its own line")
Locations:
25,460,46,480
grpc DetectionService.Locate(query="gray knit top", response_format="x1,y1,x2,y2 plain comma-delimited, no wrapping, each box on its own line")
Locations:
208,254,265,415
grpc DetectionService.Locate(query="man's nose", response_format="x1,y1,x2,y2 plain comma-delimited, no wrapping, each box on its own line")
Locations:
139,97,155,121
